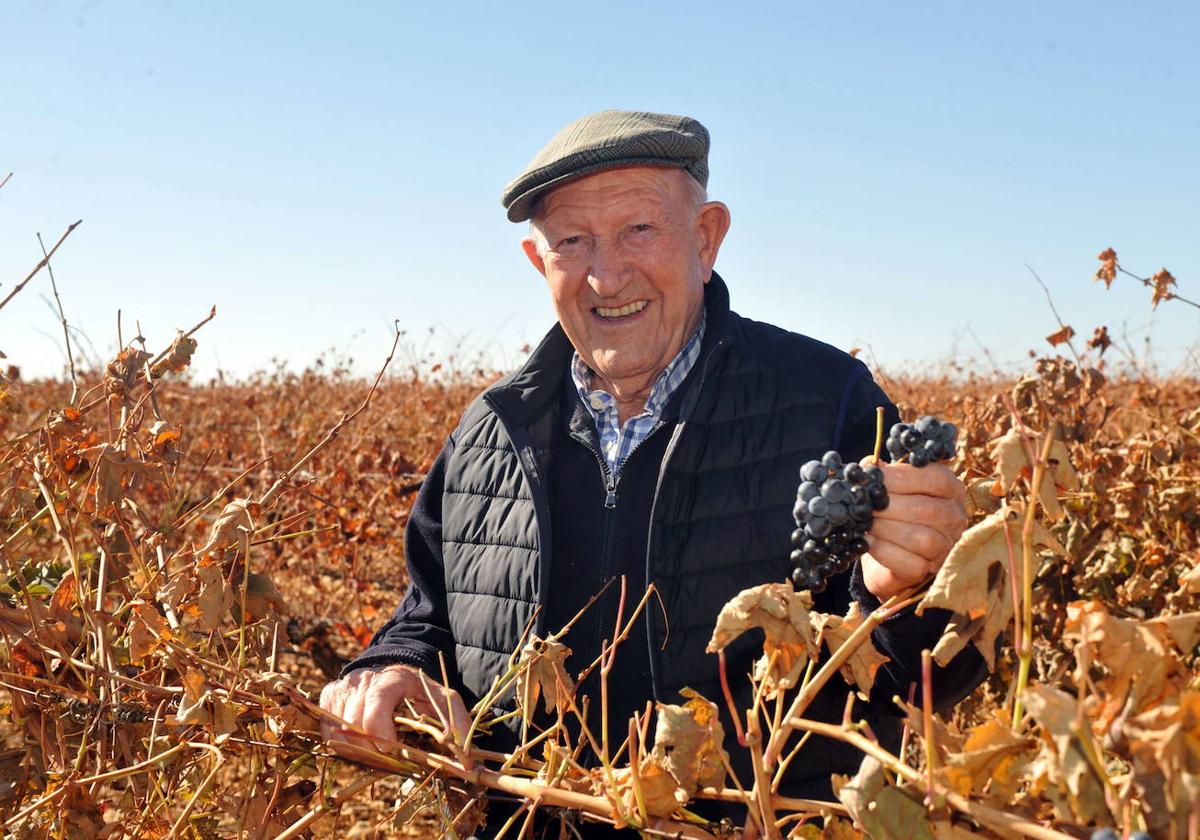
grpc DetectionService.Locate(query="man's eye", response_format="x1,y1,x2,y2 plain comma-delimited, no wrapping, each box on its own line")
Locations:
557,236,582,248
631,223,654,234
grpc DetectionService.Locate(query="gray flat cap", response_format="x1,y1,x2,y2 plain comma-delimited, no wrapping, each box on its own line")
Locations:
501,109,710,222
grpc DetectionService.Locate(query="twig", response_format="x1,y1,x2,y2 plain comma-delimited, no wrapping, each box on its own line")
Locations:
0,220,82,313
258,322,402,508
1026,264,1083,367
37,231,79,401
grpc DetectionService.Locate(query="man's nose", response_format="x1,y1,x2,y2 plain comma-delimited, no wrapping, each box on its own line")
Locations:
586,242,632,298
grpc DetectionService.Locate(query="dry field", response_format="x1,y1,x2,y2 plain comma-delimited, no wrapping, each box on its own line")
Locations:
1,245,1199,839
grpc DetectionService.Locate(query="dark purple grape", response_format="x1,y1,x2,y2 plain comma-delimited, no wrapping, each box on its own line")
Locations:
915,416,940,436
900,428,922,450
909,449,930,468
802,541,829,563
790,566,809,589
820,479,848,503
798,481,819,501
826,502,848,526
790,548,804,565
793,498,809,520
820,450,843,471
806,517,832,538
800,461,826,483
842,462,866,483
808,496,830,518
849,536,869,556
847,484,868,505
849,501,874,522
1089,831,1119,840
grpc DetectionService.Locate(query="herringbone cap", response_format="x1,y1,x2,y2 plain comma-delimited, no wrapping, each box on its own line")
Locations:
501,109,710,222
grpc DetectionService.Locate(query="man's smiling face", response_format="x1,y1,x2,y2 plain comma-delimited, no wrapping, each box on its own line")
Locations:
521,167,728,393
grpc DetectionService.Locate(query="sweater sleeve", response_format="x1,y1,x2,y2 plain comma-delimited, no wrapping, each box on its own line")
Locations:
338,436,457,682
836,368,989,712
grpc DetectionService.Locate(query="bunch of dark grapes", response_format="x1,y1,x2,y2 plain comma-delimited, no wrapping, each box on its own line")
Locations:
789,450,889,593
885,415,958,467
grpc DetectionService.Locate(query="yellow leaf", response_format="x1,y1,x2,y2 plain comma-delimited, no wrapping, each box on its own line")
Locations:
990,428,1078,521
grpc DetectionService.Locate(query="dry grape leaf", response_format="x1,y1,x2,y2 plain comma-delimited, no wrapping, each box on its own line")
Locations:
608,761,684,819
1066,601,1196,728
1045,325,1075,347
1094,247,1118,288
1021,684,1110,825
128,600,171,664
198,498,259,557
707,583,816,692
834,755,933,840
1150,268,1177,309
196,559,234,630
650,689,728,792
173,668,211,726
919,506,1064,668
1088,325,1112,355
47,571,83,646
151,333,198,377
1122,691,1200,777
965,477,1002,516
942,709,1033,799
94,445,159,511
214,699,239,743
991,428,1078,520
515,636,575,716
811,603,889,695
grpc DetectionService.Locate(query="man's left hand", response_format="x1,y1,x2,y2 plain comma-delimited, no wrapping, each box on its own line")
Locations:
860,459,968,600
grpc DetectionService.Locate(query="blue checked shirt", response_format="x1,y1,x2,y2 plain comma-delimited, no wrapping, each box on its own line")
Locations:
570,311,706,480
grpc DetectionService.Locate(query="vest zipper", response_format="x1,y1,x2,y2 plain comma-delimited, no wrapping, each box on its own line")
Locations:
642,336,731,701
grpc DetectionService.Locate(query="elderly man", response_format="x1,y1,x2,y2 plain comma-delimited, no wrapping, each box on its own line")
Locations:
320,110,985,835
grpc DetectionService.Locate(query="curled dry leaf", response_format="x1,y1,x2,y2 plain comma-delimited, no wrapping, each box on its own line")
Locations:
707,582,816,692
1065,600,1200,731
811,603,889,695
128,599,171,664
198,498,259,557
991,427,1079,520
941,709,1033,800
196,557,234,630
650,689,728,793
1021,683,1111,826
1045,324,1075,347
173,667,211,726
834,754,934,840
515,635,575,716
151,332,198,377
919,505,1065,668
1094,247,1118,288
608,760,685,819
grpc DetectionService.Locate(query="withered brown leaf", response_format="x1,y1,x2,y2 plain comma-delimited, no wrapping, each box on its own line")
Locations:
811,603,889,695
990,427,1078,520
1045,324,1075,347
515,635,575,716
707,583,816,692
1094,247,1118,289
919,505,1065,668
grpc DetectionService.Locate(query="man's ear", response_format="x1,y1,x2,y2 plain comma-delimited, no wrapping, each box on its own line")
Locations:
696,202,731,278
521,237,548,277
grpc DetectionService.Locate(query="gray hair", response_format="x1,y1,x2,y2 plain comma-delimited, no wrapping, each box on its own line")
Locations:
528,172,709,258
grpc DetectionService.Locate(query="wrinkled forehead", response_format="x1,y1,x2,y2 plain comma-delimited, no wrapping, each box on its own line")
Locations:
533,166,693,225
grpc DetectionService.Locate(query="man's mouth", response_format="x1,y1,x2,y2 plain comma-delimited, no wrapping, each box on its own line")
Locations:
593,300,649,320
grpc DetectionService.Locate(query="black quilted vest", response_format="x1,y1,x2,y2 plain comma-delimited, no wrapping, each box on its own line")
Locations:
439,273,882,768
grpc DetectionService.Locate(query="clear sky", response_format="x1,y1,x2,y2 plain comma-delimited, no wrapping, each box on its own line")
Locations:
3,1,1198,382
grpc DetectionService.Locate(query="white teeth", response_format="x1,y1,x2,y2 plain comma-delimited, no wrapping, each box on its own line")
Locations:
595,300,648,319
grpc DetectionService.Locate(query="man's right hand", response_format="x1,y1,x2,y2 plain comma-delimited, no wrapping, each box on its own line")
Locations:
318,663,471,756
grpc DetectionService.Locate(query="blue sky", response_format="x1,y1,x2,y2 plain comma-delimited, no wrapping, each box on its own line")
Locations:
2,1,1197,381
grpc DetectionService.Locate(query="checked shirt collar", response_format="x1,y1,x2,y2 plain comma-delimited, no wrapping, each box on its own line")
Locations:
570,310,706,480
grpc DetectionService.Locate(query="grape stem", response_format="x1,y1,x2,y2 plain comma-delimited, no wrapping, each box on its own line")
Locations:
872,406,885,463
